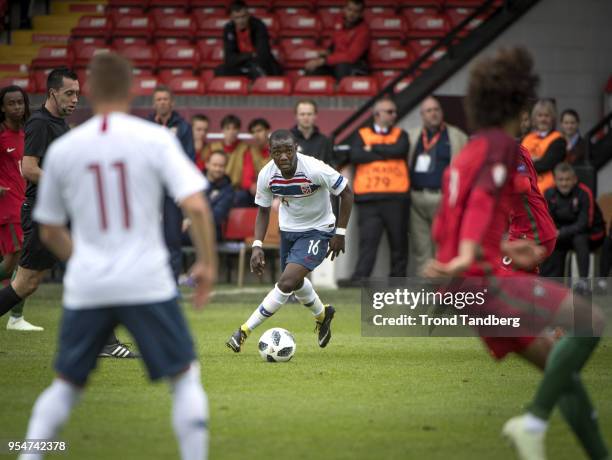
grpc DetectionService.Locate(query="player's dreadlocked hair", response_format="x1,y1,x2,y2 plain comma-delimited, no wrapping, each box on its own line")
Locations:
0,85,30,125
465,47,539,131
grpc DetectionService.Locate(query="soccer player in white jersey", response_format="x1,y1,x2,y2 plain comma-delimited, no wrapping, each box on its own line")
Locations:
19,53,217,460
226,129,353,352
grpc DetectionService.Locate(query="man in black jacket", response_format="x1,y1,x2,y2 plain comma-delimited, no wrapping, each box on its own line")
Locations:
541,162,605,278
215,1,282,79
290,99,334,167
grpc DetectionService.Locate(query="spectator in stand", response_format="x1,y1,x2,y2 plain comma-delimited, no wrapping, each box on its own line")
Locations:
248,117,271,161
407,96,468,275
203,114,265,207
215,0,282,80
522,99,567,193
192,114,210,172
560,109,587,165
148,85,195,281
596,225,612,293
304,0,370,81
541,162,605,279
184,151,234,244
290,99,334,166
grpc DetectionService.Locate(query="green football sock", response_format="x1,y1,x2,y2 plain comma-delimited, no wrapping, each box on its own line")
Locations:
528,336,600,420
559,375,609,460
10,299,24,318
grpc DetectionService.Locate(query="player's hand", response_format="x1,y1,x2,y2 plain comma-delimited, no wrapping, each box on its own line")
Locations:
181,218,191,233
0,186,9,197
501,239,547,270
250,247,266,276
326,235,345,261
190,262,216,310
422,256,470,278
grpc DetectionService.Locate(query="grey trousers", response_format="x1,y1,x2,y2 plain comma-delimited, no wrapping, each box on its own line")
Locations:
409,189,442,274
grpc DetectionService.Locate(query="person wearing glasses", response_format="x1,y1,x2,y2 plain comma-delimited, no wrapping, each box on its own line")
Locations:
407,96,467,275
340,98,410,286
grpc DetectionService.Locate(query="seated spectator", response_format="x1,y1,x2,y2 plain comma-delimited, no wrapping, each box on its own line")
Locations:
521,99,567,193
304,0,370,81
290,99,334,166
192,113,210,171
596,225,612,293
541,162,605,278
248,117,271,160
560,108,587,165
215,1,282,79
203,114,265,207
519,107,532,140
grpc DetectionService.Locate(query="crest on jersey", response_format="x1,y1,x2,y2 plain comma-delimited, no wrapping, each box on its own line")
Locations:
300,184,312,195
492,163,507,187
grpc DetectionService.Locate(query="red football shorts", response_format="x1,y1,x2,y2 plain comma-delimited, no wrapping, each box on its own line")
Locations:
0,222,23,255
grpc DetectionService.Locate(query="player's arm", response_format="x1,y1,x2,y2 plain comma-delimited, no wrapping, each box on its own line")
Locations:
327,184,353,260
22,156,43,183
180,192,218,309
39,224,72,261
250,205,271,276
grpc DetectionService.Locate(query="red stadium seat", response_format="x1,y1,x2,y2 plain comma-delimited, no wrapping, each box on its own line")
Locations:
207,77,249,95
247,6,269,16
157,44,200,68
251,76,292,95
445,0,492,6
112,37,149,47
393,76,413,92
67,3,106,13
112,14,154,40
242,0,271,7
153,13,196,39
363,7,396,23
277,11,320,37
198,44,224,69
106,5,144,14
158,68,196,84
31,69,54,93
74,44,112,68
194,14,228,38
293,76,335,96
282,47,325,69
368,15,408,39
108,0,149,8
0,63,29,74
71,15,111,39
166,76,205,95
154,37,191,47
0,75,32,92
337,76,379,96
319,7,342,33
114,44,158,69
149,0,186,9
445,6,475,29
223,208,258,241
70,37,106,50
402,7,450,38
190,0,239,7
272,0,312,9
192,6,225,17
279,37,317,53
131,75,160,96
409,39,447,66
369,45,413,70
373,69,399,88
316,0,344,6
31,46,73,69
200,69,214,84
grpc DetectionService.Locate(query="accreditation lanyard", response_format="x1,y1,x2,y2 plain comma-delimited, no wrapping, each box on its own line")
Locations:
421,123,445,153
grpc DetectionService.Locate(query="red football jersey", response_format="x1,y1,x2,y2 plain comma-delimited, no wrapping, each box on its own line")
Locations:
508,145,557,248
0,125,25,224
432,129,519,275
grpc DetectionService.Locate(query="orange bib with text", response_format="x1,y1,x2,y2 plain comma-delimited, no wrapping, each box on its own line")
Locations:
521,130,563,193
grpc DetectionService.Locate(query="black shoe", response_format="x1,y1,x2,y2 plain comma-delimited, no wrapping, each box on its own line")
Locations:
315,305,336,348
226,328,247,353
98,342,140,359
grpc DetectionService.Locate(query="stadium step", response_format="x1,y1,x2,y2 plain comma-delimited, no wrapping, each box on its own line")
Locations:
51,1,106,15
12,30,70,46
0,44,41,63
33,14,81,32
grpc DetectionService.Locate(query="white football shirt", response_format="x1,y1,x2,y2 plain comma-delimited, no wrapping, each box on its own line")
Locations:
33,112,207,309
255,153,347,232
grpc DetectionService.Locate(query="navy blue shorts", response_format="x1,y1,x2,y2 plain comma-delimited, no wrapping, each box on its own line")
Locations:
280,229,334,272
55,299,196,386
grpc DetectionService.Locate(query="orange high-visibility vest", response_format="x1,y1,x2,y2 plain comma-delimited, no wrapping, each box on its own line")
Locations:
521,130,564,193
353,127,410,195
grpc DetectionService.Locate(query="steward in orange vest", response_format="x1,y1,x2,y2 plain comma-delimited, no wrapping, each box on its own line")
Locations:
521,130,566,193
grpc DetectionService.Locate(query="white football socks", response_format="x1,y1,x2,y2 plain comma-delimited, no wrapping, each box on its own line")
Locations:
171,363,209,460
245,284,292,331
19,379,81,460
294,278,324,317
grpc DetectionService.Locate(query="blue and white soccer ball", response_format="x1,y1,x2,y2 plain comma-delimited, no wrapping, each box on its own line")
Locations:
258,328,296,362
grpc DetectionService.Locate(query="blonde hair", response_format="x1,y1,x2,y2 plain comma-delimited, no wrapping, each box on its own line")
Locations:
531,99,557,128
88,53,133,103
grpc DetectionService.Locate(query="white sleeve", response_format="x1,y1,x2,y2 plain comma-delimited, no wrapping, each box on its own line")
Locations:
314,159,347,196
254,167,273,207
157,131,207,203
33,146,68,225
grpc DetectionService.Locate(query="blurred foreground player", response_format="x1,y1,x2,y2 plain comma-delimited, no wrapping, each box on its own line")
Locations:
19,53,217,460
226,130,353,352
424,47,607,460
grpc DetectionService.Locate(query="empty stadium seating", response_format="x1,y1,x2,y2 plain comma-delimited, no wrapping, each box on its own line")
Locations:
251,76,292,95
293,76,335,96
207,77,249,95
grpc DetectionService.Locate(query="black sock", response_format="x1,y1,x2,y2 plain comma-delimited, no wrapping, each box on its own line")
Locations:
0,285,23,317
105,331,120,346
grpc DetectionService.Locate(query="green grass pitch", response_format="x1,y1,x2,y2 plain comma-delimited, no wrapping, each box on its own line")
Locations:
0,283,610,459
